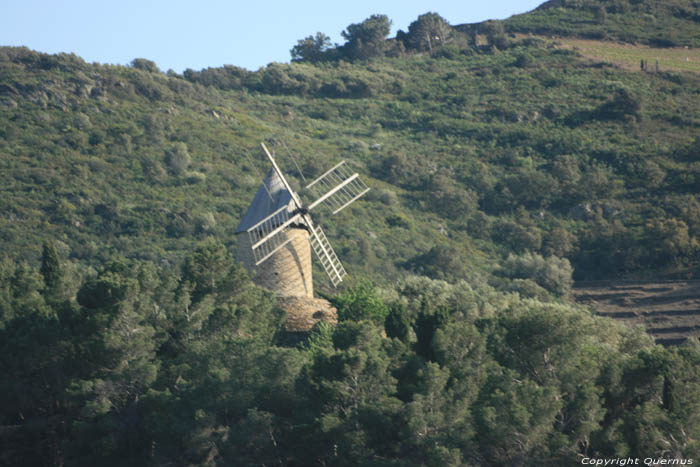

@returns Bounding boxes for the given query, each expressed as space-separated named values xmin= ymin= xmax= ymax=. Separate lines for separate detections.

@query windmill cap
xmin=235 ymin=168 xmax=294 ymax=233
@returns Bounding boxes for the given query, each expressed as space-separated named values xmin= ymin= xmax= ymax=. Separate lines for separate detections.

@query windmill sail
xmin=306 ymin=161 xmax=370 ymax=214
xmin=247 ymin=206 xmax=302 ymax=265
xmin=308 ymin=223 xmax=346 ymax=287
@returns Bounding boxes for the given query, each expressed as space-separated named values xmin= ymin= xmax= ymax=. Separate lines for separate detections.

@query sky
xmin=1 ymin=0 xmax=545 ymax=72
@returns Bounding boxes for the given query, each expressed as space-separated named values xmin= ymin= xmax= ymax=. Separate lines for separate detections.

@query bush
xmin=407 ymin=245 xmax=470 ymax=282
xmin=596 ymin=88 xmax=642 ymax=121
xmin=492 ymin=219 xmax=543 ymax=252
xmin=331 ymin=282 xmax=389 ymax=325
xmin=185 ymin=171 xmax=206 ymax=184
xmin=384 ymin=303 xmax=411 ymax=343
xmin=499 ymin=251 xmax=573 ymax=297
xmin=130 ymin=58 xmax=160 ymax=73
xmin=165 ymin=142 xmax=191 ymax=175
xmin=514 ymin=52 xmax=535 ymax=68
xmin=385 ymin=212 xmax=412 ymax=229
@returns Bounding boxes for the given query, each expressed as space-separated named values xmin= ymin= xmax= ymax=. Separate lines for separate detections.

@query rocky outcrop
xmin=277 ymin=295 xmax=337 ymax=333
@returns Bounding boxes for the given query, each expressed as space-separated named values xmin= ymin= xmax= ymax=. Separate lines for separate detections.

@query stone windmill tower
xmin=235 ymin=143 xmax=370 ymax=332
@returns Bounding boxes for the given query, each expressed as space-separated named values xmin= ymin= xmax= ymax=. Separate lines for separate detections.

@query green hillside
xmin=2 ymin=2 xmax=700 ymax=464
xmin=502 ymin=0 xmax=700 ymax=47
xmin=2 ymin=25 xmax=700 ymax=288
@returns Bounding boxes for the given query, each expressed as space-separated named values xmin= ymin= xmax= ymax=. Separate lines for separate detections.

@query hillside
xmin=502 ymin=0 xmax=700 ymax=47
xmin=2 ymin=26 xmax=700 ymax=291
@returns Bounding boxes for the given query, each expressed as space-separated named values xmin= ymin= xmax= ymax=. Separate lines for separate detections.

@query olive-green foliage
xmin=331 ymin=281 xmax=389 ymax=325
xmin=498 ymin=251 xmax=574 ymax=297
xmin=1 ymin=253 xmax=699 ymax=466
xmin=407 ymin=244 xmax=472 ymax=283
xmin=340 ymin=14 xmax=392 ymax=60
xmin=165 ymin=141 xmax=191 ymax=175
xmin=130 ymin=58 xmax=160 ymax=73
xmin=404 ymin=12 xmax=453 ymax=52
xmin=39 ymin=241 xmax=62 ymax=298
xmin=384 ymin=303 xmax=411 ymax=343
xmin=483 ymin=20 xmax=509 ymax=50
xmin=290 ymin=32 xmax=332 ymax=63
xmin=4 ymin=3 xmax=700 ymax=281
xmin=595 ymin=87 xmax=643 ymax=121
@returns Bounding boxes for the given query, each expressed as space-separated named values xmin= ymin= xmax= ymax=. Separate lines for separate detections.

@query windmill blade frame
xmin=305 ymin=161 xmax=370 ymax=214
xmin=260 ymin=142 xmax=303 ymax=209
xmin=247 ymin=206 xmax=303 ymax=265
xmin=307 ymin=221 xmax=347 ymax=287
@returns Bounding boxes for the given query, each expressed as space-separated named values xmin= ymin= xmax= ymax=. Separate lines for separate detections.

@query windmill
xmin=235 ymin=143 xmax=370 ymax=330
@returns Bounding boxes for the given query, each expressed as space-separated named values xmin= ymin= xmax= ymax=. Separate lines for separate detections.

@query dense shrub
xmin=595 ymin=87 xmax=642 ymax=121
xmin=498 ymin=251 xmax=574 ymax=296
xmin=165 ymin=142 xmax=191 ymax=175
xmin=331 ymin=281 xmax=390 ymax=324
xmin=130 ymin=58 xmax=160 ymax=73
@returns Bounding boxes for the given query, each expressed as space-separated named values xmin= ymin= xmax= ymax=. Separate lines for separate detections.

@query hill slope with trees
xmin=2 ymin=27 xmax=700 ymax=288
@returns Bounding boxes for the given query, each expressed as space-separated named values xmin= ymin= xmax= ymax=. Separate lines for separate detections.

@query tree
xmin=408 ymin=245 xmax=471 ymax=283
xmin=475 ymin=368 xmax=561 ymax=465
xmin=414 ymin=302 xmax=449 ymax=362
xmin=427 ymin=170 xmax=479 ymax=217
xmin=483 ymin=20 xmax=508 ymax=50
xmin=405 ymin=12 xmax=452 ymax=52
xmin=40 ymin=242 xmax=62 ymax=298
xmin=499 ymin=251 xmax=574 ymax=297
xmin=290 ymin=32 xmax=332 ymax=63
xmin=130 ymin=58 xmax=160 ymax=73
xmin=295 ymin=321 xmax=403 ymax=465
xmin=402 ymin=362 xmax=471 ymax=465
xmin=180 ymin=238 xmax=234 ymax=304
xmin=644 ymin=218 xmax=699 ymax=267
xmin=331 ymin=281 xmax=389 ymax=325
xmin=505 ymin=168 xmax=559 ymax=210
xmin=384 ymin=303 xmax=411 ymax=343
xmin=341 ymin=14 xmax=392 ymax=60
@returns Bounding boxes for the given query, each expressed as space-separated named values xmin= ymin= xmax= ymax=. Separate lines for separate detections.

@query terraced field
xmin=554 ymin=38 xmax=700 ymax=73
xmin=572 ymin=281 xmax=700 ymax=346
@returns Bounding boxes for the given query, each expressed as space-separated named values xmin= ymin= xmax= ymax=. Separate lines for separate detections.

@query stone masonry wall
xmin=236 ymin=228 xmax=313 ymax=298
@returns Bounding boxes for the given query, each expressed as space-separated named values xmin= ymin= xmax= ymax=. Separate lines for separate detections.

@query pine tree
xmin=40 ymin=242 xmax=62 ymax=297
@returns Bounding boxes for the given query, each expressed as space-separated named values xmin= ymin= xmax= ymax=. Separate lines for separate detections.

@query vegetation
xmin=1 ymin=0 xmax=700 ymax=463
xmin=552 ymin=37 xmax=700 ymax=73
xmin=1 ymin=246 xmax=699 ymax=465
xmin=503 ymin=0 xmax=700 ymax=48
xmin=3 ymin=29 xmax=700 ymax=285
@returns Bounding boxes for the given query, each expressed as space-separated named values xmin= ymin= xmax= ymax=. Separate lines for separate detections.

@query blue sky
xmin=1 ymin=0 xmax=544 ymax=72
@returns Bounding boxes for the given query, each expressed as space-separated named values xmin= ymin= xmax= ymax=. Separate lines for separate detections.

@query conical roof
xmin=235 ymin=168 xmax=295 ymax=233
